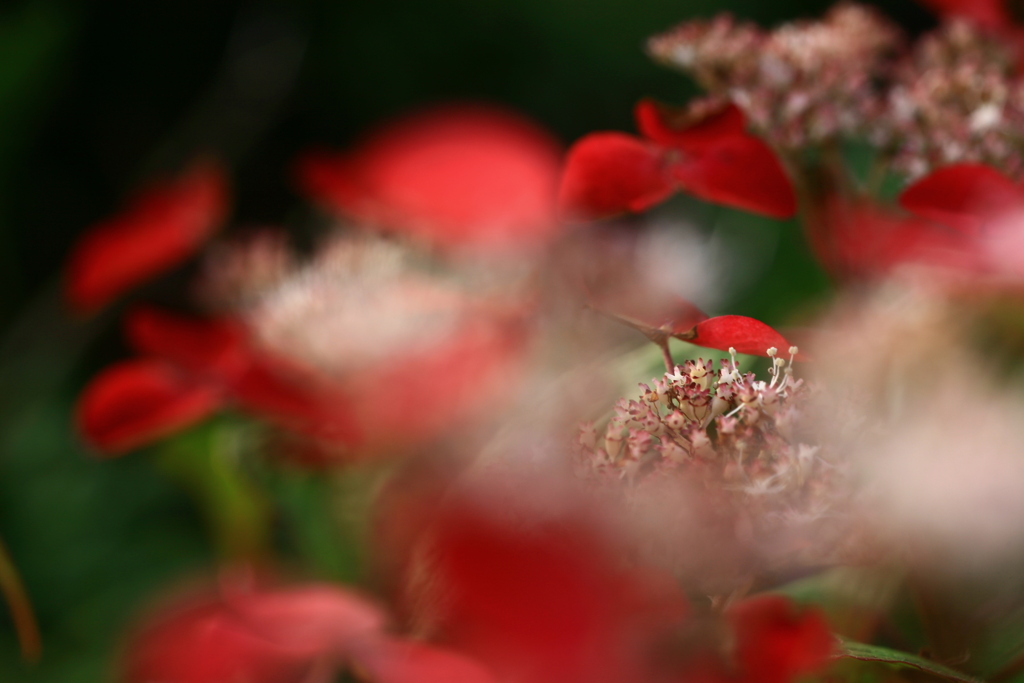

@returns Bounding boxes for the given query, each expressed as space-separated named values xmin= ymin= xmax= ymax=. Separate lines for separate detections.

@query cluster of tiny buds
xmin=648 ymin=3 xmax=902 ymax=148
xmin=648 ymin=4 xmax=1024 ymax=178
xmin=572 ymin=345 xmax=865 ymax=574
xmin=881 ymin=19 xmax=1024 ymax=179
xmin=575 ymin=345 xmax=821 ymax=493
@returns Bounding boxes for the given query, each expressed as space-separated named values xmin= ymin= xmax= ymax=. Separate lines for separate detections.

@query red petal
xmin=75 ymin=359 xmax=221 ymax=455
xmin=913 ymin=0 xmax=1011 ymax=28
xmin=899 ymin=163 xmax=1022 ymax=235
xmin=227 ymin=585 xmax=386 ymax=656
xmin=410 ymin=494 xmax=674 ymax=683
xmin=557 ymin=132 xmax=675 ymax=220
xmin=228 ymin=354 xmax=362 ymax=445
xmin=124 ymin=596 xmax=310 ymax=683
xmin=124 ymin=307 xmax=250 ymax=378
xmin=354 ymin=639 xmax=498 ymax=683
xmin=65 ymin=160 xmax=228 ymax=313
xmin=817 ymin=197 xmax=986 ymax=280
xmin=675 ymin=315 xmax=793 ymax=358
xmin=635 ymin=99 xmax=746 ymax=153
xmin=672 ymin=135 xmax=797 ymax=218
xmin=729 ymin=595 xmax=834 ymax=683
xmin=296 ymin=106 xmax=561 ymax=250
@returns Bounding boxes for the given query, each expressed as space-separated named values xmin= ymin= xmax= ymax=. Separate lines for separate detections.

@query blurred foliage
xmin=0 ymin=0 xmax=939 ymax=680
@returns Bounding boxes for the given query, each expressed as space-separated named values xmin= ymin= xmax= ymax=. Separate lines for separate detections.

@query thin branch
xmin=0 ymin=535 xmax=40 ymax=662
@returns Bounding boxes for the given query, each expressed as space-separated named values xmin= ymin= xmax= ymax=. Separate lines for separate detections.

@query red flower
xmin=123 ymin=581 xmax=496 ymax=683
xmin=296 ymin=105 xmax=562 ymax=251
xmin=76 ymin=304 xmax=526 ymax=457
xmin=75 ymin=359 xmax=223 ymax=455
xmin=558 ymin=99 xmax=797 ymax=221
xmin=65 ymin=159 xmax=228 ymax=314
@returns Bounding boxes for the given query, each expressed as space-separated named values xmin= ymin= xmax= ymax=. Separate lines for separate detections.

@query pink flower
xmin=558 ymin=99 xmax=796 ymax=221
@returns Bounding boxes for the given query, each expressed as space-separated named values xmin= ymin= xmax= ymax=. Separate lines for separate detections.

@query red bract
xmin=675 ymin=315 xmax=796 ymax=358
xmin=404 ymin=488 xmax=833 ymax=683
xmin=559 ymin=99 xmax=796 ymax=221
xmin=898 ymin=163 xmax=1023 ymax=235
xmin=810 ymin=163 xmax=1024 ymax=283
xmin=80 ymin=303 xmax=524 ymax=456
xmin=123 ymin=306 xmax=362 ymax=447
xmin=65 ymin=160 xmax=228 ymax=314
xmin=915 ymin=0 xmax=1017 ymax=32
xmin=808 ymin=193 xmax=986 ymax=282
xmin=727 ymin=596 xmax=835 ymax=683
xmin=75 ymin=359 xmax=222 ymax=455
xmin=296 ymin=105 xmax=562 ymax=251
xmin=409 ymin=494 xmax=685 ymax=683
xmin=123 ymin=582 xmax=495 ymax=683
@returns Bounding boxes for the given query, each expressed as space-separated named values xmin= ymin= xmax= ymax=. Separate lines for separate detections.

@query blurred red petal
xmin=351 ymin=317 xmax=525 ymax=449
xmin=297 ymin=106 xmax=561 ymax=249
xmin=227 ymin=585 xmax=387 ymax=656
xmin=228 ymin=353 xmax=362 ymax=445
xmin=124 ymin=596 xmax=311 ymax=683
xmin=75 ymin=359 xmax=221 ymax=456
xmin=729 ymin=595 xmax=834 ymax=683
xmin=65 ymin=160 xmax=228 ymax=313
xmin=913 ymin=0 xmax=1010 ymax=28
xmin=634 ymin=99 xmax=746 ymax=153
xmin=125 ymin=307 xmax=250 ymax=378
xmin=354 ymin=639 xmax=498 ymax=683
xmin=819 ymin=198 xmax=986 ymax=280
xmin=126 ymin=307 xmax=362 ymax=444
xmin=671 ymin=136 xmax=797 ymax=218
xmin=899 ymin=163 xmax=1022 ymax=235
xmin=675 ymin=315 xmax=793 ymax=358
xmin=411 ymin=495 xmax=669 ymax=683
xmin=558 ymin=132 xmax=675 ymax=220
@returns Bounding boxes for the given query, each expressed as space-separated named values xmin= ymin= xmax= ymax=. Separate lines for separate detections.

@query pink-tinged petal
xmin=124 ymin=307 xmax=250 ymax=379
xmin=675 ymin=315 xmax=793 ymax=358
xmin=227 ymin=585 xmax=387 ymax=656
xmin=729 ymin=595 xmax=835 ymax=683
xmin=296 ymin=106 xmax=561 ymax=250
xmin=75 ymin=359 xmax=221 ymax=456
xmin=635 ymin=98 xmax=746 ymax=154
xmin=672 ymin=135 xmax=797 ymax=218
xmin=65 ymin=160 xmax=228 ymax=314
xmin=354 ymin=639 xmax=498 ymax=683
xmin=899 ymin=163 xmax=1022 ymax=235
xmin=124 ymin=596 xmax=311 ymax=683
xmin=557 ymin=132 xmax=675 ymax=220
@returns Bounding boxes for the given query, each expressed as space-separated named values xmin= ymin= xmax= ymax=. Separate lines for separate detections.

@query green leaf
xmin=838 ymin=639 xmax=984 ymax=683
